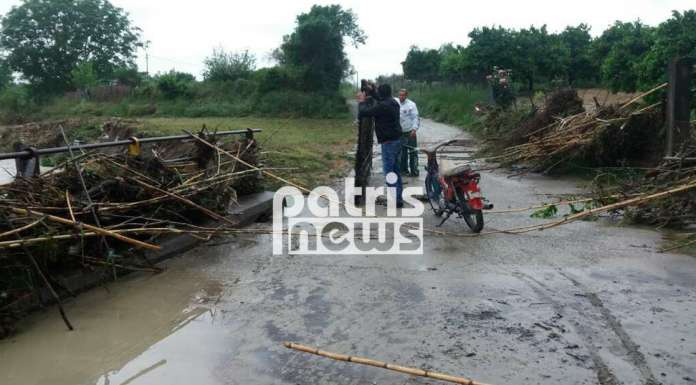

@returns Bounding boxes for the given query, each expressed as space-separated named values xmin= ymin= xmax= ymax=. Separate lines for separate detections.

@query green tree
xmin=402 ymin=46 xmax=442 ymax=83
xmin=638 ymin=10 xmax=696 ymax=89
xmin=438 ymin=43 xmax=473 ymax=82
xmin=278 ymin=4 xmax=366 ymax=92
xmin=203 ymin=49 xmax=256 ymax=83
xmin=71 ymin=61 xmax=98 ymax=98
xmin=466 ymin=26 xmax=516 ymax=78
xmin=511 ymin=26 xmax=567 ymax=92
xmin=591 ymin=21 xmax=654 ymax=92
xmin=0 ymin=0 xmax=142 ymax=95
xmin=559 ymin=24 xmax=596 ymax=85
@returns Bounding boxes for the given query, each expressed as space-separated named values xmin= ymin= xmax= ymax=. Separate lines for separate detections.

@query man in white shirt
xmin=397 ymin=89 xmax=420 ymax=177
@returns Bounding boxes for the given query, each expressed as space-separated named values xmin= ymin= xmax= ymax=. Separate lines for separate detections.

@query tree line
xmin=402 ymin=10 xmax=696 ymax=93
xmin=0 ymin=0 xmax=364 ymax=120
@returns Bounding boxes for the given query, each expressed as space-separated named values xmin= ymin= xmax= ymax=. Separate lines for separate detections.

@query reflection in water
xmin=0 ymin=258 xmax=226 ymax=385
xmin=104 ymin=359 xmax=167 ymax=385
xmin=95 ymin=310 xmax=229 ymax=385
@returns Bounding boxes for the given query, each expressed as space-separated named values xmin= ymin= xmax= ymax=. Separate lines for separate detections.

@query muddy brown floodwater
xmin=1 ymin=119 xmax=696 ymax=385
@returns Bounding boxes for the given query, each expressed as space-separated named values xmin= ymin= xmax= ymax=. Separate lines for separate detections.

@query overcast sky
xmin=0 ymin=0 xmax=693 ymax=80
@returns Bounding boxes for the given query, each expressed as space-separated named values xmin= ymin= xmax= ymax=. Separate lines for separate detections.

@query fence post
xmin=665 ymin=57 xmax=695 ymax=156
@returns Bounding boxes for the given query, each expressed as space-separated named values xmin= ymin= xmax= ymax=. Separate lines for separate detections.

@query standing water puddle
xmin=0 ymin=258 xmax=232 ymax=385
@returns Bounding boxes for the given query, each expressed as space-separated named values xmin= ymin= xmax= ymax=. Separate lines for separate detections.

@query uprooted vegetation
xmin=480 ymin=87 xmax=664 ymax=173
xmin=593 ymin=150 xmax=696 ymax=229
xmin=479 ymin=85 xmax=696 ymax=250
xmin=0 ymin=130 xmax=261 ymax=337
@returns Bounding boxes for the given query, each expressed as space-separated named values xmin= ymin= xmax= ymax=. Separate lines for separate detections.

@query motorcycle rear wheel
xmin=456 ymin=189 xmax=484 ymax=233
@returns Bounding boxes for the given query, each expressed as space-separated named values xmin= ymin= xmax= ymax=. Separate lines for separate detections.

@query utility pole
xmin=144 ymin=40 xmax=151 ymax=77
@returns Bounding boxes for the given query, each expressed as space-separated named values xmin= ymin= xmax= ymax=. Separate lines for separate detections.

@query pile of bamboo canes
xmin=0 ymin=130 xmax=261 ymax=335
xmin=489 ymin=84 xmax=666 ymax=173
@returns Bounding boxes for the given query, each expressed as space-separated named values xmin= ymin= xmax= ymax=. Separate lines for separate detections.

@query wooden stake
xmin=283 ymin=342 xmax=495 ymax=385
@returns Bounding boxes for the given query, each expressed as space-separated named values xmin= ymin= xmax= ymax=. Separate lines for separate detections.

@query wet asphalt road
xmin=1 ymin=119 xmax=695 ymax=385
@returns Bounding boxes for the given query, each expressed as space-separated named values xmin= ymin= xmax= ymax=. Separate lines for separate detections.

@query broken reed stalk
xmin=0 ymin=217 xmax=44 ymax=239
xmin=661 ymin=238 xmax=696 ymax=252
xmin=185 ymin=130 xmax=347 ymax=209
xmin=128 ymin=177 xmax=237 ymax=227
xmin=9 ymin=207 xmax=160 ymax=251
xmin=618 ymin=82 xmax=667 ymax=110
xmin=0 ymin=227 xmax=288 ymax=248
xmin=283 ymin=342 xmax=494 ymax=385
xmin=59 ymin=125 xmax=110 ymax=255
xmin=184 ymin=130 xmax=312 ymax=195
xmin=65 ymin=191 xmax=76 ymax=222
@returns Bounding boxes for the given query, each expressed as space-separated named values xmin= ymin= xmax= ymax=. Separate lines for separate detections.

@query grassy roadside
xmin=405 ymin=85 xmax=488 ymax=130
xmin=137 ymin=117 xmax=355 ymax=189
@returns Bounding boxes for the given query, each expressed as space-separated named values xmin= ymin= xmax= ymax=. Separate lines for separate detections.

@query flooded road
xmin=1 ymin=119 xmax=696 ymax=385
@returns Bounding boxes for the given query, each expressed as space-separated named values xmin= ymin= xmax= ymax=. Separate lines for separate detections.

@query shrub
xmin=254 ymin=66 xmax=300 ymax=93
xmin=0 ymin=85 xmax=35 ymax=123
xmin=155 ymin=71 xmax=195 ymax=99
xmin=254 ymin=90 xmax=346 ymax=118
xmin=126 ymin=103 xmax=157 ymax=116
xmin=203 ymin=49 xmax=255 ymax=82
xmin=231 ymin=78 xmax=256 ymax=96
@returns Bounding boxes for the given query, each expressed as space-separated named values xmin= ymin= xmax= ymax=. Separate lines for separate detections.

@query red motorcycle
xmin=422 ymin=139 xmax=493 ymax=232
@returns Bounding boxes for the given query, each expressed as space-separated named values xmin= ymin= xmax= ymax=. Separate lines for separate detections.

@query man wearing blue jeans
xmin=357 ymin=83 xmax=403 ymax=207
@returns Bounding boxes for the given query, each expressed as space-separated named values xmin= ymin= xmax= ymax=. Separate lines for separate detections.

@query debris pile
xmin=0 ymin=130 xmax=261 ymax=336
xmin=594 ymin=148 xmax=696 ymax=229
xmin=486 ymin=86 xmax=665 ymax=173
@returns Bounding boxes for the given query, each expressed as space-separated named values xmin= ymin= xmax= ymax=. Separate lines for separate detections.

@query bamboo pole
xmin=619 ymin=82 xmax=667 ymax=110
xmin=9 ymin=207 xmax=160 ymax=251
xmin=520 ymin=180 xmax=696 ymax=233
xmin=283 ymin=342 xmax=495 ymax=385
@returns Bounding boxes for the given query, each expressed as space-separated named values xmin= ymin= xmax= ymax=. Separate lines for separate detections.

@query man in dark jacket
xmin=357 ymin=83 xmax=403 ymax=206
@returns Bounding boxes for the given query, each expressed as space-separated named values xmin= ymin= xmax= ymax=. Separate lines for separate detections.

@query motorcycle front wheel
xmin=424 ymin=173 xmax=444 ymax=217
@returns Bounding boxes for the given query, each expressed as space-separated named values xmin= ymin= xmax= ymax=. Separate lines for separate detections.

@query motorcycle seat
xmin=439 ymin=159 xmax=472 ymax=178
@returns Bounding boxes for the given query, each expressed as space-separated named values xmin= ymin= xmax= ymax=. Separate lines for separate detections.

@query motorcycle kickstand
xmin=437 ymin=210 xmax=453 ymax=227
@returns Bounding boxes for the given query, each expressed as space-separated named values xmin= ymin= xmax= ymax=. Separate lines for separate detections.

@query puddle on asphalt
xmin=0 ymin=260 xmax=230 ymax=385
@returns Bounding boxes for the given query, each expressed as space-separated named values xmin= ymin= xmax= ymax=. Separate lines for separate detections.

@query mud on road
xmin=1 ymin=119 xmax=695 ymax=385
